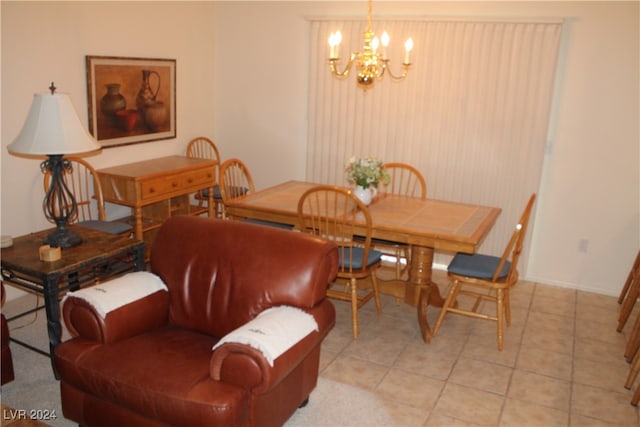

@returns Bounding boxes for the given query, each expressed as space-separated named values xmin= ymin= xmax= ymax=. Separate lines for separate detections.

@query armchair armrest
xmin=62 ymin=272 xmax=170 ymax=344
xmin=210 ymin=302 xmax=334 ymax=393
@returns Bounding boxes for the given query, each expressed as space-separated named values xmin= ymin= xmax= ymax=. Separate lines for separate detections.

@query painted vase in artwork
xmin=115 ymin=109 xmax=140 ymax=132
xmin=144 ymin=101 xmax=167 ymax=131
xmin=100 ymin=83 xmax=126 ymax=126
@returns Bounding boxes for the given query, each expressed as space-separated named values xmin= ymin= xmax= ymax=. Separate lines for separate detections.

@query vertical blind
xmin=307 ymin=17 xmax=563 ymax=270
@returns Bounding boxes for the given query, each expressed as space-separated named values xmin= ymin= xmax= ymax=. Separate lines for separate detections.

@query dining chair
xmin=632 ymin=372 xmax=640 ymax=406
xmin=185 ymin=136 xmax=223 ymax=218
xmin=624 ymin=309 xmax=640 ymax=362
xmin=626 ymin=314 xmax=640 ymax=383
xmin=371 ymin=162 xmax=427 ymax=281
xmin=43 ymin=157 xmax=132 ymax=236
xmin=626 ymin=333 xmax=640 ymax=406
xmin=626 ymin=309 xmax=640 ymax=406
xmin=617 ymin=250 xmax=640 ymax=331
xmin=1 ymin=282 xmax=14 ymax=385
xmin=219 ymin=158 xmax=293 ymax=229
xmin=431 ymin=194 xmax=536 ymax=350
xmin=297 ymin=185 xmax=382 ymax=338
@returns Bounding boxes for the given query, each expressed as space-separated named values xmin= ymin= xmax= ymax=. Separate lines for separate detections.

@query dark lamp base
xmin=44 ymin=228 xmax=82 ymax=249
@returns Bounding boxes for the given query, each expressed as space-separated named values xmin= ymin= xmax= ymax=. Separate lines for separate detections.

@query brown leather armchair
xmin=54 ymin=216 xmax=338 ymax=427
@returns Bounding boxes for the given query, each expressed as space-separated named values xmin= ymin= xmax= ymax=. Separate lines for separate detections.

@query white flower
xmin=345 ymin=156 xmax=390 ymax=189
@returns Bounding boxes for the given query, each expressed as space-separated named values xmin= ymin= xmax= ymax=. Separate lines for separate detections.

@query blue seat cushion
xmin=227 ymin=186 xmax=249 ymax=198
xmin=448 ymin=253 xmax=511 ymax=280
xmin=339 ymin=247 xmax=383 ymax=270
xmin=78 ymin=220 xmax=132 ymax=235
xmin=200 ymin=184 xmax=223 ymax=200
xmin=242 ymin=218 xmax=294 ymax=230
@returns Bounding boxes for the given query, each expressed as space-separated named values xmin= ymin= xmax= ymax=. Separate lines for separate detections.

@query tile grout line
xmin=567 ymin=286 xmax=578 ymax=426
xmin=496 ymin=281 xmax=536 ymax=426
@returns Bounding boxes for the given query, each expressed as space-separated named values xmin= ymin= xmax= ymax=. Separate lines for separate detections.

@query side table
xmin=1 ymin=226 xmax=145 ymax=376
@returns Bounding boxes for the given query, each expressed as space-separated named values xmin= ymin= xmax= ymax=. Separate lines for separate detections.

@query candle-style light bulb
xmin=335 ymin=31 xmax=342 ymax=46
xmin=404 ymin=38 xmax=414 ymax=64
xmin=372 ymin=36 xmax=379 ymax=53
xmin=381 ymin=31 xmax=390 ymax=59
xmin=329 ymin=31 xmax=343 ymax=59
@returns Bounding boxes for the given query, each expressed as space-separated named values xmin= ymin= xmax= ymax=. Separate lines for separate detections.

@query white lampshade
xmin=8 ymin=92 xmax=101 ymax=156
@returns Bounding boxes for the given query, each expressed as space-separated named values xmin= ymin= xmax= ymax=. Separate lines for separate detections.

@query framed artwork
xmin=86 ymin=56 xmax=176 ymax=148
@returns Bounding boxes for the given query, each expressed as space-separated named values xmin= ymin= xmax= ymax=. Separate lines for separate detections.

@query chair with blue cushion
xmin=432 ymin=194 xmax=536 ymax=350
xmin=297 ymin=185 xmax=382 ymax=338
xmin=43 ymin=157 xmax=132 ymax=236
xmin=219 ymin=158 xmax=293 ymax=230
xmin=371 ymin=162 xmax=427 ymax=281
xmin=186 ymin=136 xmax=224 ymax=218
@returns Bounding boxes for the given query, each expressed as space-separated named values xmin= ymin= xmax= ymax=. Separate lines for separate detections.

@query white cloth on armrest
xmin=62 ymin=272 xmax=168 ymax=319
xmin=212 ymin=306 xmax=319 ymax=366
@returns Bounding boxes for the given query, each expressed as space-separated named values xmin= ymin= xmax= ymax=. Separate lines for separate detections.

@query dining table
xmin=224 ymin=180 xmax=501 ymax=342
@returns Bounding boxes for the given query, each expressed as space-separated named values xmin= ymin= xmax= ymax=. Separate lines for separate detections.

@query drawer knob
xmin=172 ymin=181 xmax=178 ymax=187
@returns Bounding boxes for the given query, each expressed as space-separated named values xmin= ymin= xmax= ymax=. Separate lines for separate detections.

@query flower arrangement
xmin=345 ymin=156 xmax=390 ymax=189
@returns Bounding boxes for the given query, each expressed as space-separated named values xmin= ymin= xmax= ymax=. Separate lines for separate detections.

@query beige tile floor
xmin=318 ymin=268 xmax=640 ymax=426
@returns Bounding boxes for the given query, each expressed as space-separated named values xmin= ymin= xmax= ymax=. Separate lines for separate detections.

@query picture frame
xmin=86 ymin=56 xmax=176 ymax=148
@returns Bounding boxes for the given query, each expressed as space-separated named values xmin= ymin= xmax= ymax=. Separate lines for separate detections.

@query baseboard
xmin=382 ymin=254 xmax=618 ymax=297
xmin=525 ymin=275 xmax=619 ymax=297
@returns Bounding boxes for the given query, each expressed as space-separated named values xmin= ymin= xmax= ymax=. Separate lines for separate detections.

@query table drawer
xmin=182 ymin=168 xmax=215 ymax=189
xmin=141 ymin=169 xmax=214 ymax=199
xmin=141 ymin=177 xmax=180 ymax=198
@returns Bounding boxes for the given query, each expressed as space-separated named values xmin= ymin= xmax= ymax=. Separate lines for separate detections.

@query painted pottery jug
xmin=135 ymin=70 xmax=161 ymax=112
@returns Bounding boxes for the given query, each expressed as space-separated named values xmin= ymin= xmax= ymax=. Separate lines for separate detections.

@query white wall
xmin=1 ymin=1 xmax=217 ymax=299
xmin=528 ymin=2 xmax=639 ymax=294
xmin=1 ymin=1 xmax=217 ymax=226
xmin=2 ymin=1 xmax=638 ymax=299
xmin=212 ymin=1 xmax=639 ymax=296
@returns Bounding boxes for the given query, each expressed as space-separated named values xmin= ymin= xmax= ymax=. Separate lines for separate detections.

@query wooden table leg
xmin=407 ymin=245 xmax=445 ymax=343
xmin=376 ymin=244 xmax=444 ymax=342
xmin=134 ymin=206 xmax=144 ymax=241
xmin=417 ymin=285 xmax=432 ymax=343
xmin=405 ymin=246 xmax=444 ymax=306
xmin=207 ymin=185 xmax=215 ymax=217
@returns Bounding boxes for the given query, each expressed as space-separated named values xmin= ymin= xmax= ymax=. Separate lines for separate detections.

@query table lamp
xmin=7 ymin=83 xmax=101 ymax=248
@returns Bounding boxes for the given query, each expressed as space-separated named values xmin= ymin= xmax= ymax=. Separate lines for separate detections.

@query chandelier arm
xmin=329 ymin=53 xmax=358 ymax=79
xmin=381 ymin=60 xmax=411 ymax=81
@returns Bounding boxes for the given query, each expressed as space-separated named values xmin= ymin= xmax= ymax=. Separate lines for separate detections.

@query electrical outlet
xmin=579 ymin=238 xmax=589 ymax=253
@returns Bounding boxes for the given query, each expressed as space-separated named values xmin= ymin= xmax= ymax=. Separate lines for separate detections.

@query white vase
xmin=353 ymin=185 xmax=374 ymax=206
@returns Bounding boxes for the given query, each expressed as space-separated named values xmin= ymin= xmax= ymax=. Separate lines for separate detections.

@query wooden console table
xmin=97 ymin=156 xmax=217 ymax=258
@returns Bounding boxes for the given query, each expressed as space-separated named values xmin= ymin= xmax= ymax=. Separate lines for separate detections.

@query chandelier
xmin=328 ymin=0 xmax=413 ymax=90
